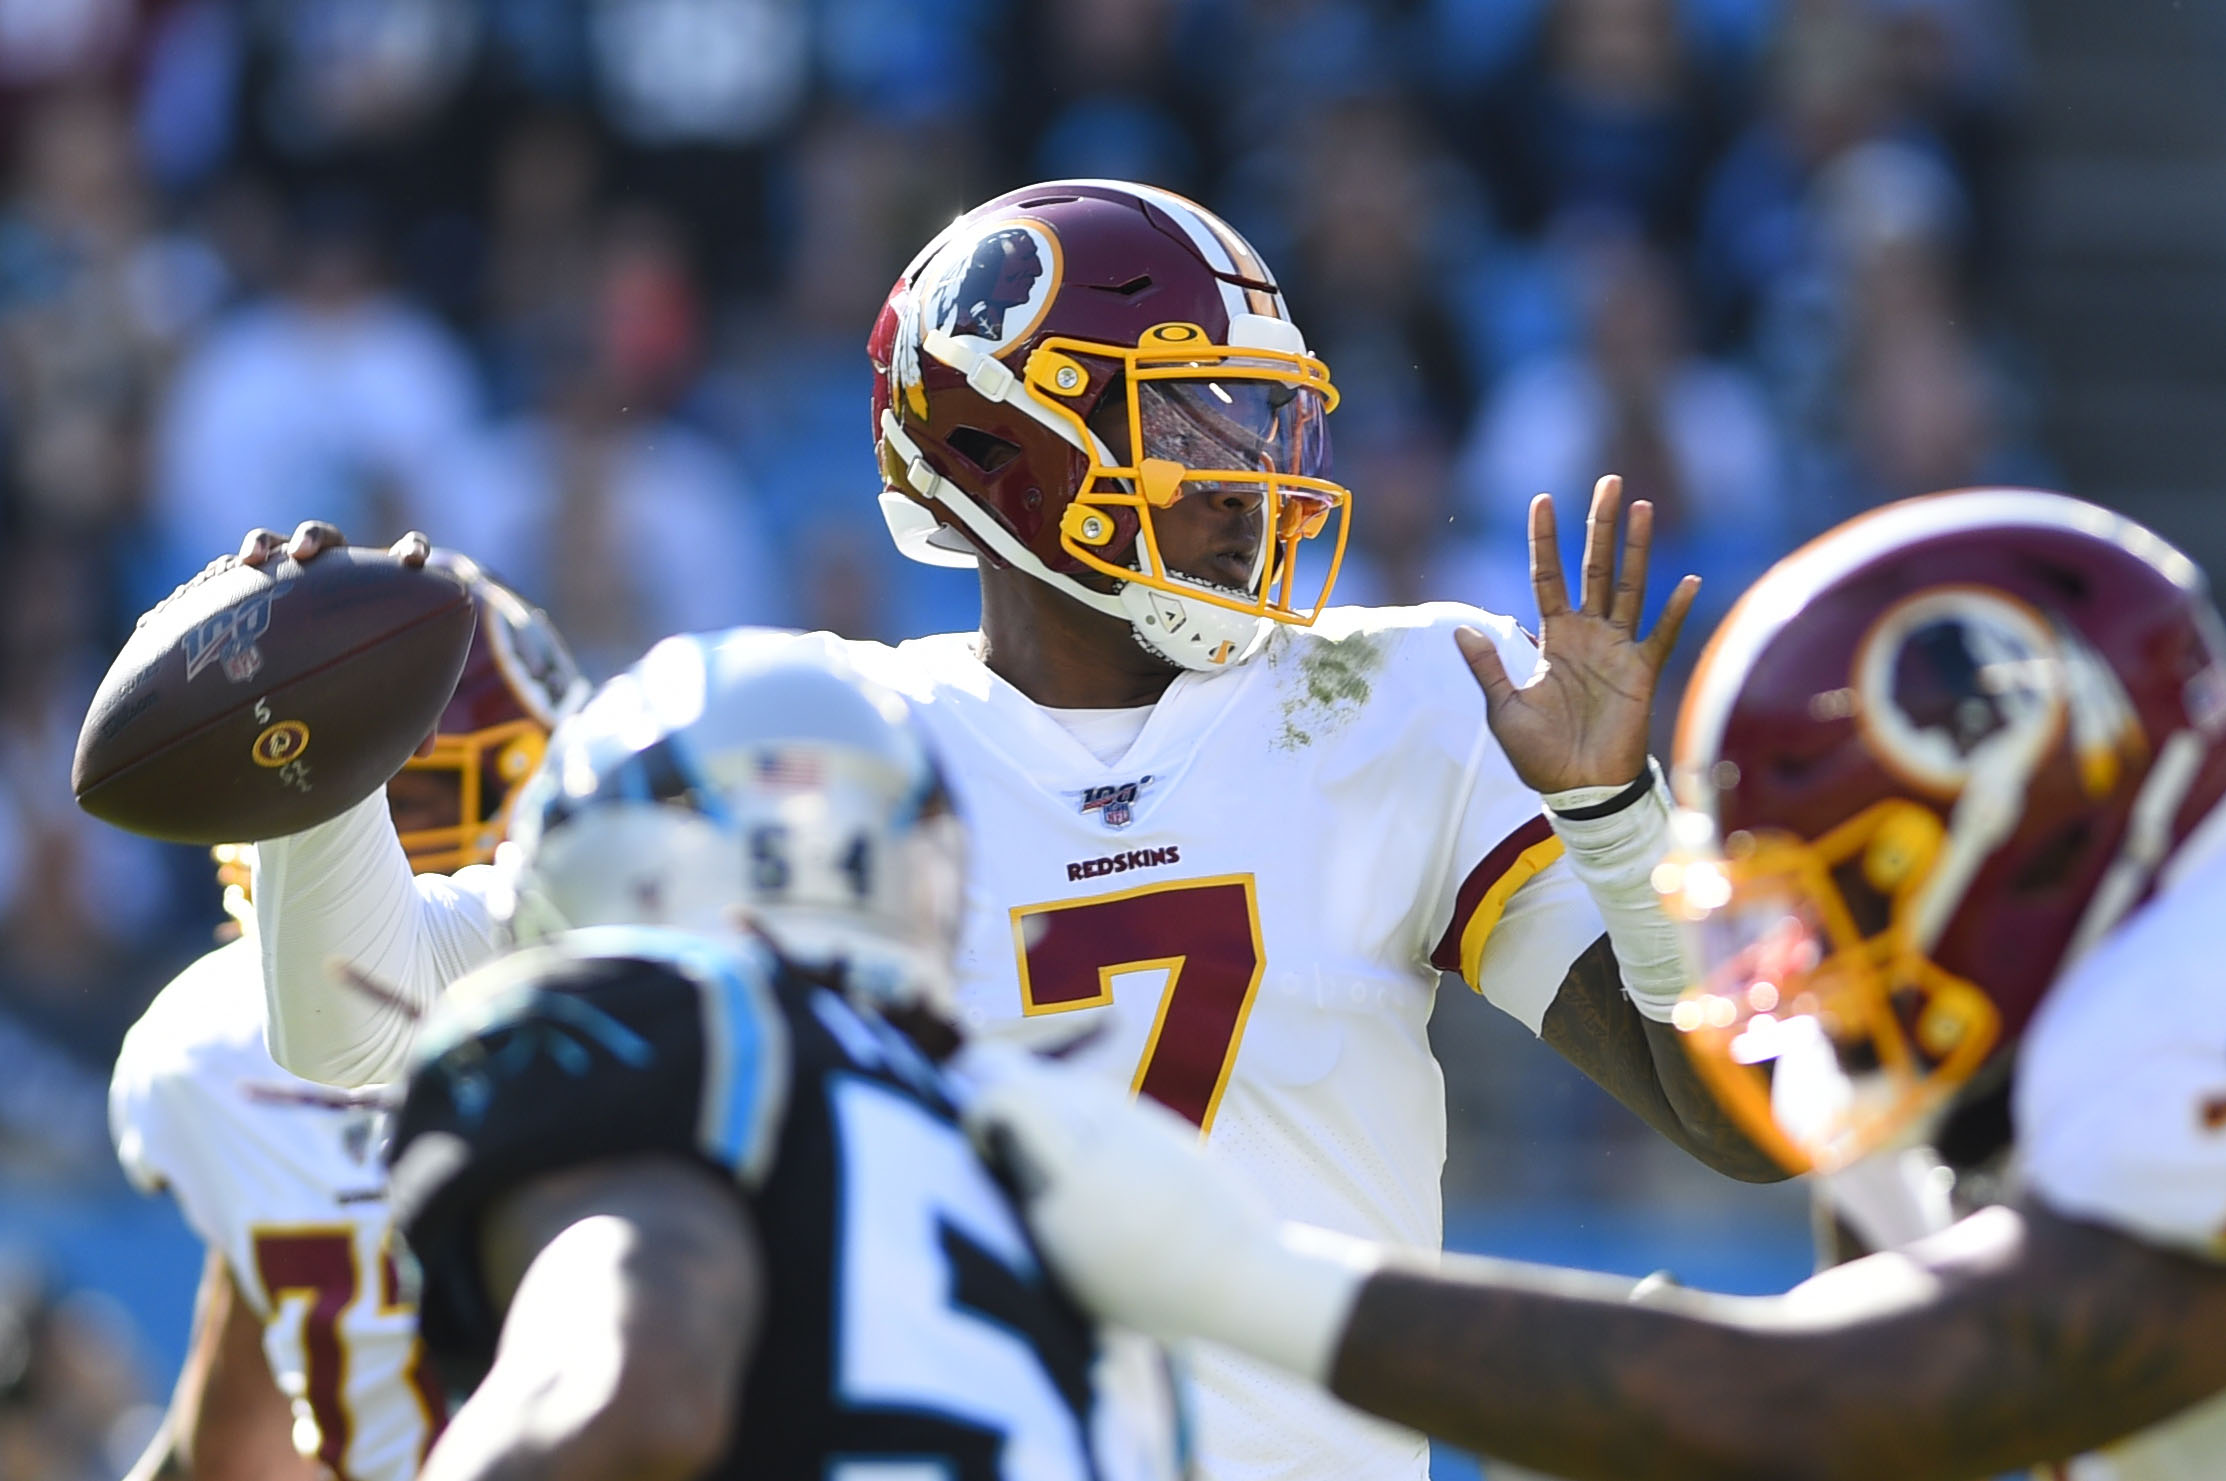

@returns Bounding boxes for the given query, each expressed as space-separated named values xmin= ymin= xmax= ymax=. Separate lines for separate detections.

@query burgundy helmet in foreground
xmin=1655 ymin=490 xmax=2226 ymax=1173
xmin=868 ymin=179 xmax=1348 ymax=671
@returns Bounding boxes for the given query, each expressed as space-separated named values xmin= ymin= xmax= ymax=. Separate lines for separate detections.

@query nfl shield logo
xmin=184 ymin=587 xmax=286 ymax=684
xmin=1078 ymin=776 xmax=1151 ymax=830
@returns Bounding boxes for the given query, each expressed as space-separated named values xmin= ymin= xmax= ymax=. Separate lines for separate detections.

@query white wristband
xmin=1543 ymin=759 xmax=1687 ymax=1022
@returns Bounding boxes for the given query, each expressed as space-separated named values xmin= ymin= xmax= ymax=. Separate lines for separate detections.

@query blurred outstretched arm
xmin=421 ymin=1157 xmax=760 ymax=1481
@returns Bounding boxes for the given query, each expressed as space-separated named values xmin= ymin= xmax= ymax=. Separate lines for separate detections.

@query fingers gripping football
xmin=954 ymin=1045 xmax=1376 ymax=1383
xmin=76 ymin=531 xmax=471 ymax=843
xmin=236 ymin=523 xmax=440 ymax=759
xmin=237 ymin=522 xmax=429 ymax=570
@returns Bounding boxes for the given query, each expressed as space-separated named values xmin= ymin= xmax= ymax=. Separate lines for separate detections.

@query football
xmin=72 ymin=549 xmax=477 ymax=845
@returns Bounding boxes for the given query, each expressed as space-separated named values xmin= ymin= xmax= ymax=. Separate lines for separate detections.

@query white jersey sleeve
xmin=110 ymin=943 xmax=242 ymax=1219
xmin=1404 ymin=606 xmax=1606 ymax=1033
xmin=254 ymin=787 xmax=507 ymax=1087
xmin=2017 ymin=843 xmax=2226 ymax=1262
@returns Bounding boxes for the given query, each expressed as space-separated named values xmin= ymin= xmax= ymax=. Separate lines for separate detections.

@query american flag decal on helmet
xmin=755 ymin=750 xmax=824 ymax=790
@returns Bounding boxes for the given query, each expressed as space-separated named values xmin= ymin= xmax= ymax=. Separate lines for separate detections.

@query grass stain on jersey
xmin=1275 ymin=630 xmax=1384 ymax=750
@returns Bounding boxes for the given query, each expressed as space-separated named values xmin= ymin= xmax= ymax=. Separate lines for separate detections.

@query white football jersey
xmin=246 ymin=607 xmax=1607 ymax=1481
xmin=111 ymin=930 xmax=443 ymax=1481
xmin=825 ymin=604 xmax=1608 ymax=1481
xmin=2014 ymin=830 xmax=2226 ymax=1480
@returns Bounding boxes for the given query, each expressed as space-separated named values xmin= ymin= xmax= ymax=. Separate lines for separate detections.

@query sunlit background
xmin=0 ymin=0 xmax=2218 ymax=1476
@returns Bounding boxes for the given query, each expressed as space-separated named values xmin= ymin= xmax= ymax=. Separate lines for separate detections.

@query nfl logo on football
xmin=182 ymin=588 xmax=286 ymax=685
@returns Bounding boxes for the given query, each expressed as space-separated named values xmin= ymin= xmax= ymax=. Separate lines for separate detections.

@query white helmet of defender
xmin=496 ymin=630 xmax=966 ymax=1012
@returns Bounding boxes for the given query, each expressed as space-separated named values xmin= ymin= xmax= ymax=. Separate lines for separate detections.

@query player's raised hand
xmin=1456 ymin=474 xmax=1698 ymax=795
xmin=237 ymin=521 xmax=429 ymax=569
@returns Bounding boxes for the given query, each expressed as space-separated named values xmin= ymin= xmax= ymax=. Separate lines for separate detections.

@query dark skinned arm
xmin=122 ymin=1247 xmax=315 ymax=1481
xmin=1539 ymin=934 xmax=1789 ymax=1183
xmin=1332 ymin=1199 xmax=2226 ymax=1481
xmin=420 ymin=1156 xmax=761 ymax=1481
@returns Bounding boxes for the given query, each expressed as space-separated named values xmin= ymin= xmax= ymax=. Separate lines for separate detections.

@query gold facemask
xmin=1025 ymin=322 xmax=1351 ymax=626
xmin=393 ymin=719 xmax=549 ymax=873
xmin=1654 ymin=799 xmax=2001 ymax=1175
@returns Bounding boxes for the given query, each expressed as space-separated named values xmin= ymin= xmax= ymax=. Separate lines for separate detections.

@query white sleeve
xmin=2021 ymin=1051 xmax=2226 ymax=1261
xmin=253 ymin=788 xmax=507 ymax=1087
xmin=108 ymin=1021 xmax=232 ymax=1251
xmin=1463 ymin=858 xmax=1608 ymax=1034
xmin=109 ymin=1028 xmax=183 ymax=1200
xmin=2016 ymin=880 xmax=2226 ymax=1261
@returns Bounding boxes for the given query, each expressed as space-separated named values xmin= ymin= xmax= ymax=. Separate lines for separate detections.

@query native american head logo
xmin=934 ymin=226 xmax=1047 ymax=341
xmin=890 ymin=219 xmax=1063 ymax=420
xmin=1854 ymin=587 xmax=2143 ymax=799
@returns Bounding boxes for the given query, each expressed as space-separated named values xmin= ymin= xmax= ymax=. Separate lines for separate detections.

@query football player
xmin=109 ymin=552 xmax=585 ymax=1481
xmin=242 ymin=180 xmax=1777 ymax=1479
xmin=384 ymin=634 xmax=1185 ymax=1481
xmin=967 ymin=490 xmax=2226 ymax=1481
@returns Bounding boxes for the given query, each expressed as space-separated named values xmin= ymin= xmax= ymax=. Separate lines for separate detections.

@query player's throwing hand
xmin=236 ymin=520 xmax=430 ymax=570
xmin=1456 ymin=473 xmax=1699 ymax=794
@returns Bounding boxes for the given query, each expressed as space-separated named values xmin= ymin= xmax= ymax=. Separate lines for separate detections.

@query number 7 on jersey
xmin=1010 ymin=874 xmax=1264 ymax=1133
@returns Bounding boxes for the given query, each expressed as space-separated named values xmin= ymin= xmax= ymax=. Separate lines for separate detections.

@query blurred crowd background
xmin=0 ymin=0 xmax=2211 ymax=1474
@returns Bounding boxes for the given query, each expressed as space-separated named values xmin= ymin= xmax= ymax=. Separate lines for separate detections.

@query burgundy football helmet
xmin=868 ymin=180 xmax=1349 ymax=670
xmin=1654 ymin=490 xmax=2226 ymax=1173
xmin=390 ymin=551 xmax=587 ymax=872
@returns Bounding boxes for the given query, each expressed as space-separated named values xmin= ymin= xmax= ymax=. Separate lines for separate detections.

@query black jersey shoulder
xmin=387 ymin=928 xmax=793 ymax=1381
xmin=390 ymin=930 xmax=792 ymax=1190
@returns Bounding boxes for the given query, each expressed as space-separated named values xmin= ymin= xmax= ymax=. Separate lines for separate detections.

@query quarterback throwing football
xmin=246 ymin=179 xmax=1773 ymax=1480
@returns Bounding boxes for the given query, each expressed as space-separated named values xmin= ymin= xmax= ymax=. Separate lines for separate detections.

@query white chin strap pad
xmin=1119 ymin=580 xmax=1270 ymax=671
xmin=880 ymin=489 xmax=979 ymax=569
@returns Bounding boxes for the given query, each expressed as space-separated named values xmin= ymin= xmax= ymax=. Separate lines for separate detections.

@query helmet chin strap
xmin=1116 ymin=580 xmax=1272 ymax=671
xmin=879 ymin=411 xmax=1266 ymax=672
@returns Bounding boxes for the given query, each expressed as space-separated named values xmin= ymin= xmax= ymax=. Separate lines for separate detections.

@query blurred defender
xmin=384 ymin=634 xmax=1185 ymax=1481
xmin=972 ymin=491 xmax=2226 ymax=1480
xmin=109 ymin=554 xmax=583 ymax=1481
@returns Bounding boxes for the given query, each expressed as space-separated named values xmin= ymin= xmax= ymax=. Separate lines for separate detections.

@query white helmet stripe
xmin=921 ymin=326 xmax=1111 ymax=460
xmin=1060 ymin=178 xmax=1288 ymax=328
